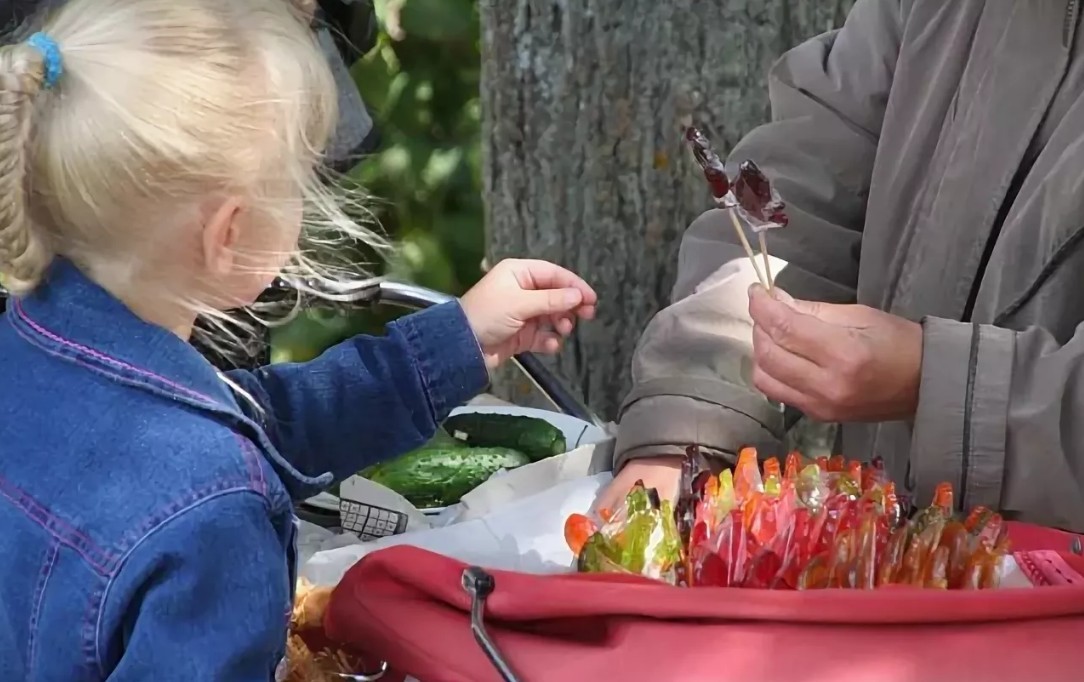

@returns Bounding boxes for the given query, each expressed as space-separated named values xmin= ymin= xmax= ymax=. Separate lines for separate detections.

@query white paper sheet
xmin=324 ymin=408 xmax=611 ymax=541
xmin=300 ymin=470 xmax=612 ymax=586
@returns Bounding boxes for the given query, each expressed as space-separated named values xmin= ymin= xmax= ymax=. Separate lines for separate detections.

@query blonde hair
xmin=0 ymin=0 xmax=383 ymax=329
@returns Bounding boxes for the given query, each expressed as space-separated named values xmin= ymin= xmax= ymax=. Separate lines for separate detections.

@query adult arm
xmin=912 ymin=319 xmax=1084 ymax=531
xmin=227 ymin=302 xmax=488 ymax=484
xmin=616 ymin=0 xmax=909 ymax=468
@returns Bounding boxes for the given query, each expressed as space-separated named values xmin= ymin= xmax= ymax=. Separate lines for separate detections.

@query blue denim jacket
xmin=0 ymin=260 xmax=489 ymax=681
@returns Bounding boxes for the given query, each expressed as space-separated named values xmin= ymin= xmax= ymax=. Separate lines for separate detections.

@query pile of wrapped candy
xmin=285 ymin=579 xmax=362 ymax=681
xmin=564 ymin=447 xmax=1011 ymax=590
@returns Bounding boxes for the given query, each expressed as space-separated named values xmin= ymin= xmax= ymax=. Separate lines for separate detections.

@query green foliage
xmin=272 ymin=0 xmax=484 ymax=363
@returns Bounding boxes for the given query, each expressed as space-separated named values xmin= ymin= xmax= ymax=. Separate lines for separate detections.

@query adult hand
xmin=593 ymin=456 xmax=683 ymax=512
xmin=748 ymin=284 xmax=922 ymax=423
xmin=460 ymin=259 xmax=597 ymax=370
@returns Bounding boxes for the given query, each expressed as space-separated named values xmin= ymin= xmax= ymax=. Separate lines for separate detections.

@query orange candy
xmin=734 ymin=447 xmax=763 ymax=500
xmin=784 ymin=452 xmax=800 ymax=480
xmin=564 ymin=513 xmax=597 ymax=555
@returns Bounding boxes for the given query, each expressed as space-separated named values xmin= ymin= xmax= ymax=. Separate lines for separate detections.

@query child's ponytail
xmin=0 ymin=34 xmax=58 ymax=296
xmin=0 ymin=2 xmax=385 ymax=329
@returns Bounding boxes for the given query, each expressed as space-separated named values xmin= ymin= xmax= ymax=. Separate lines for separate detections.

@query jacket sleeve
xmin=911 ymin=318 xmax=1084 ymax=532
xmin=102 ymin=492 xmax=291 ymax=680
xmin=227 ymin=301 xmax=489 ymax=484
xmin=615 ymin=0 xmax=907 ymax=470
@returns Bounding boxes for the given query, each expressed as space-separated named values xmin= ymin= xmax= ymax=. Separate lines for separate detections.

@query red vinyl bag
xmin=324 ymin=523 xmax=1084 ymax=682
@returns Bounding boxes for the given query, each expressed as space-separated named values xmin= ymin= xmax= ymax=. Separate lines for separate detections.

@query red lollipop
xmin=733 ymin=160 xmax=788 ymax=229
xmin=682 ymin=126 xmax=786 ymax=289
xmin=684 ymin=127 xmax=734 ymax=205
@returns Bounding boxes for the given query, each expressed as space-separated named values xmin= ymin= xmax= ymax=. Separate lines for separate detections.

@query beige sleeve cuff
xmin=613 ymin=394 xmax=783 ymax=472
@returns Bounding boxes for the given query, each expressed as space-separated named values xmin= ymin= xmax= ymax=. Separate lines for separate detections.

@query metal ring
xmin=333 ymin=660 xmax=388 ymax=681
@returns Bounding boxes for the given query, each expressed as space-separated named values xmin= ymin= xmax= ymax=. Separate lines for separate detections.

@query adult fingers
xmin=771 ymin=287 xmax=871 ymax=327
xmin=750 ymin=364 xmax=838 ymax=422
xmin=749 ymin=285 xmax=842 ymax=365
xmin=751 ymin=324 xmax=828 ymax=398
xmin=593 ymin=458 xmax=682 ymax=512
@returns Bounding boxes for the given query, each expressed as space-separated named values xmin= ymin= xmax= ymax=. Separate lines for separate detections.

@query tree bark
xmin=480 ymin=0 xmax=854 ymax=419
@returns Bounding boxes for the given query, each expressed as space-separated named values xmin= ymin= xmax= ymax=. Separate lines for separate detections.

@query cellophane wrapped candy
xmin=564 ymin=481 xmax=684 ymax=584
xmin=285 ymin=579 xmax=364 ymax=681
xmin=567 ymin=447 xmax=1011 ymax=590
xmin=684 ymin=126 xmax=788 ymax=231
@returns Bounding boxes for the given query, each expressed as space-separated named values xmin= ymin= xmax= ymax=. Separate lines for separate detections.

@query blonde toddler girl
xmin=0 ymin=1 xmax=595 ymax=679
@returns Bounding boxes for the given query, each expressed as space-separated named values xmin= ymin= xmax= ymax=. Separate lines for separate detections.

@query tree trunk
xmin=480 ymin=0 xmax=854 ymax=420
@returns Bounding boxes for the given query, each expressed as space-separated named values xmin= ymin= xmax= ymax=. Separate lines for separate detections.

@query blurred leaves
xmin=348 ymin=0 xmax=485 ymax=294
xmin=272 ymin=0 xmax=485 ymax=362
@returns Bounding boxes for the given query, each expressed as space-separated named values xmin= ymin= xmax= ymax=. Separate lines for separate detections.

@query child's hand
xmin=460 ymin=259 xmax=597 ymax=370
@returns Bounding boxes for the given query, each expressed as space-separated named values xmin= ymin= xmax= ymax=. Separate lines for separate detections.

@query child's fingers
xmin=511 ymin=288 xmax=584 ymax=321
xmin=576 ymin=304 xmax=597 ymax=320
xmin=550 ymin=313 xmax=575 ymax=336
xmin=530 ymin=331 xmax=564 ymax=355
xmin=509 ymin=260 xmax=598 ymax=306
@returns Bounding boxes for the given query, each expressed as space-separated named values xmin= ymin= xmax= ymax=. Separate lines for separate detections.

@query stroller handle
xmin=267 ymin=277 xmax=599 ymax=425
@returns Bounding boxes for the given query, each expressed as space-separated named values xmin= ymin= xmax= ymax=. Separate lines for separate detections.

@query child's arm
xmin=101 ymin=492 xmax=292 ymax=680
xmin=227 ymin=300 xmax=488 ymax=484
xmin=227 ymin=259 xmax=597 ymax=487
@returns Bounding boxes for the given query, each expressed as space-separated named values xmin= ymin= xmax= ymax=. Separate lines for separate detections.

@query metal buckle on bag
xmin=332 ymin=660 xmax=388 ymax=681
xmin=462 ymin=567 xmax=521 ymax=682
xmin=281 ymin=654 xmax=387 ymax=682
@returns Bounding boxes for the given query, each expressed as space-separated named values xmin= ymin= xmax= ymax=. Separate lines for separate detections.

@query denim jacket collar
xmin=8 ymin=258 xmax=241 ymax=414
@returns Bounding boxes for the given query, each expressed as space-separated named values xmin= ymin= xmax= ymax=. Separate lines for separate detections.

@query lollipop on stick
xmin=733 ymin=160 xmax=788 ymax=289
xmin=684 ymin=127 xmax=788 ymax=291
xmin=683 ymin=127 xmax=767 ymax=289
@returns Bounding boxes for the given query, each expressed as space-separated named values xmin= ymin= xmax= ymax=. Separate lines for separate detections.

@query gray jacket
xmin=616 ymin=0 xmax=1084 ymax=531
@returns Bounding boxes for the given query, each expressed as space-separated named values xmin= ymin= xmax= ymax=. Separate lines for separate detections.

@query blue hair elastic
xmin=26 ymin=32 xmax=63 ymax=89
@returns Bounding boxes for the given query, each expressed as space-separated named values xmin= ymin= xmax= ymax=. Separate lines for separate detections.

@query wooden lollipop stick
xmin=758 ymin=232 xmax=774 ymax=291
xmin=728 ymin=209 xmax=768 ymax=289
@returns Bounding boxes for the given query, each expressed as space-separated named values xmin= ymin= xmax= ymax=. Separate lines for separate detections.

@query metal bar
xmin=512 ymin=353 xmax=597 ymax=424
xmin=332 ymin=660 xmax=388 ymax=681
xmin=376 ymin=280 xmax=454 ymax=308
xmin=462 ymin=567 xmax=521 ymax=682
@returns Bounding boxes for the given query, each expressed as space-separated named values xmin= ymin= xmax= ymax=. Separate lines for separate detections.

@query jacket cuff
xmin=613 ymin=394 xmax=782 ymax=472
xmin=391 ymin=302 xmax=489 ymax=421
xmin=911 ymin=317 xmax=1014 ymax=511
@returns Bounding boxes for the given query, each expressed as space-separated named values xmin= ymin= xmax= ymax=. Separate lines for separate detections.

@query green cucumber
xmin=363 ymin=445 xmax=530 ymax=508
xmin=441 ymin=413 xmax=567 ymax=462
xmin=357 ymin=429 xmax=463 ymax=480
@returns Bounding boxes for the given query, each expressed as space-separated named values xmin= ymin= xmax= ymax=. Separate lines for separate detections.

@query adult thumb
xmin=514 ymin=288 xmax=584 ymax=319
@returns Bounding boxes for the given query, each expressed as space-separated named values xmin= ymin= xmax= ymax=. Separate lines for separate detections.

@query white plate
xmin=302 ymin=407 xmax=605 ymax=513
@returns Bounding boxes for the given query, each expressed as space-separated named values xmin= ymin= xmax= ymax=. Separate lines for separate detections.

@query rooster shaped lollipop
xmin=684 ymin=127 xmax=788 ymax=290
